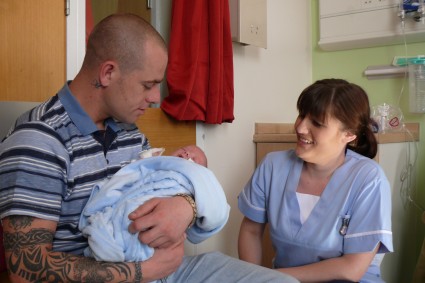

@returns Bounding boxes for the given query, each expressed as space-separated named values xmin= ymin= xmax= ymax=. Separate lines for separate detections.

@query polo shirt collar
xmin=57 ymin=81 xmax=121 ymax=135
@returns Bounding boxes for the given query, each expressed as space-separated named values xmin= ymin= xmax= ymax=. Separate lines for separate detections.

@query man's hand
xmin=128 ymin=196 xmax=194 ymax=248
xmin=141 ymin=234 xmax=186 ymax=281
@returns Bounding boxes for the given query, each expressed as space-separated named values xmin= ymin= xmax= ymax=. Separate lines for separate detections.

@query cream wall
xmin=66 ymin=0 xmax=312 ymax=258
xmin=194 ymin=0 xmax=312 ymax=257
xmin=66 ymin=2 xmax=425 ymax=280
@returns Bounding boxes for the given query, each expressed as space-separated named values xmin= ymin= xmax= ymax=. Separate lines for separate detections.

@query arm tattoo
xmin=4 ymin=226 xmax=56 ymax=281
xmin=8 ymin=215 xmax=34 ymax=230
xmin=3 ymin=216 xmax=135 ymax=282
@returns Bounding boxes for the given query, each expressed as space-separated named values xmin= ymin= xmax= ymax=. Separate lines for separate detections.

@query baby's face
xmin=172 ymin=146 xmax=207 ymax=167
xmin=172 ymin=148 xmax=190 ymax=159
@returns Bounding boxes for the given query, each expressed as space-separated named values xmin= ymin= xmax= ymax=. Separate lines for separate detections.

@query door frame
xmin=66 ymin=0 xmax=85 ymax=80
xmin=66 ymin=0 xmax=172 ymax=81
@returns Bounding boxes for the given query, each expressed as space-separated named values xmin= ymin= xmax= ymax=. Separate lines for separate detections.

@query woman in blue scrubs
xmin=238 ymin=79 xmax=393 ymax=282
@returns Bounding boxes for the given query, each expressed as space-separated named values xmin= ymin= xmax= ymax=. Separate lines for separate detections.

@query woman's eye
xmin=312 ymin=120 xmax=323 ymax=127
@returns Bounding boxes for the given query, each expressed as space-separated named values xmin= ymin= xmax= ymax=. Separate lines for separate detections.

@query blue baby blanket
xmin=79 ymin=156 xmax=230 ymax=262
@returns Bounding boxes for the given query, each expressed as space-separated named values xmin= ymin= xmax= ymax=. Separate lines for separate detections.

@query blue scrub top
xmin=238 ymin=149 xmax=393 ymax=282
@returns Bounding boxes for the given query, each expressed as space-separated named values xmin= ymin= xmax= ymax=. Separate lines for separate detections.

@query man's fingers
xmin=128 ymin=198 xmax=158 ymax=220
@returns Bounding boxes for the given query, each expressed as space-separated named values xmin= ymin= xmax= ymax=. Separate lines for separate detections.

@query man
xmin=0 ymin=14 xmax=298 ymax=282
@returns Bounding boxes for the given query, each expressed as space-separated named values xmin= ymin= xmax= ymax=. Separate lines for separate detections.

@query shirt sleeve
xmin=0 ymin=122 xmax=68 ymax=221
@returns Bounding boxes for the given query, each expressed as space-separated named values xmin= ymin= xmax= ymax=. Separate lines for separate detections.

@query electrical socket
xmin=239 ymin=0 xmax=267 ymax=48
xmin=230 ymin=0 xmax=267 ymax=48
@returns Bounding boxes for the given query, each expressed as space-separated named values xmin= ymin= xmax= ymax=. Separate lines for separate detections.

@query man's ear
xmin=98 ymin=61 xmax=118 ymax=87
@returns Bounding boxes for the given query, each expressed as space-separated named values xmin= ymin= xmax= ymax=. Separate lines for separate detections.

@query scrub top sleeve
xmin=344 ymin=166 xmax=393 ymax=255
xmin=238 ymin=156 xmax=271 ymax=224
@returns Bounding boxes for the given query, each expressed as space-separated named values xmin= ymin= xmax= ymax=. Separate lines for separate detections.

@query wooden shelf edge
xmin=254 ymin=122 xmax=419 ymax=144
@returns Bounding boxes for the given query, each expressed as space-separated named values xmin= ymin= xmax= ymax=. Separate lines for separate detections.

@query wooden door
xmin=0 ymin=0 xmax=66 ymax=102
xmin=90 ymin=0 xmax=151 ymax=26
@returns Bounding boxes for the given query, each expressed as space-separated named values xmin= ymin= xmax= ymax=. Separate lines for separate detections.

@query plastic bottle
xmin=409 ymin=59 xmax=425 ymax=113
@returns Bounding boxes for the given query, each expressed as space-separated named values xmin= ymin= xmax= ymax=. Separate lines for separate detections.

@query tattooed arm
xmin=2 ymin=216 xmax=185 ymax=283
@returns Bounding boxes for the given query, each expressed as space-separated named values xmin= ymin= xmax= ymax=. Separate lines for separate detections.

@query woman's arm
xmin=238 ymin=217 xmax=266 ymax=265
xmin=277 ymin=245 xmax=379 ymax=282
xmin=2 ymin=215 xmax=184 ymax=283
xmin=238 ymin=217 xmax=379 ymax=282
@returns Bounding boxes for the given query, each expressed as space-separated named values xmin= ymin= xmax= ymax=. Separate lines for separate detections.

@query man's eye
xmin=144 ymin=83 xmax=155 ymax=90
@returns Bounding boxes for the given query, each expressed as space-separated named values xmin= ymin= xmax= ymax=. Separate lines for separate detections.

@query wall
xmin=67 ymin=0 xmax=312 ymax=258
xmin=194 ymin=0 xmax=312 ymax=257
xmin=66 ymin=1 xmax=424 ymax=280
xmin=311 ymin=1 xmax=425 ymax=282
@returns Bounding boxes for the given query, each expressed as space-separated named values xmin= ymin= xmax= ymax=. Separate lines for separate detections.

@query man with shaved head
xmin=0 ymin=14 xmax=298 ymax=283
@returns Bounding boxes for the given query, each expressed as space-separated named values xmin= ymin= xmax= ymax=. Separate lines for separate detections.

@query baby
xmin=141 ymin=145 xmax=207 ymax=167
xmin=79 ymin=144 xmax=228 ymax=264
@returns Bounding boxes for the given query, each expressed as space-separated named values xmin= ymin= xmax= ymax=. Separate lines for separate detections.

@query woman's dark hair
xmin=296 ymin=78 xmax=377 ymax=159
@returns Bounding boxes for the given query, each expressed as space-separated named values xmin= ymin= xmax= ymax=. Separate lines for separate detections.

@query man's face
xmin=106 ymin=42 xmax=168 ymax=124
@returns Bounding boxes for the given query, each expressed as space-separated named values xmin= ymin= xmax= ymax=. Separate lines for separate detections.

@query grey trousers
xmin=166 ymin=251 xmax=299 ymax=283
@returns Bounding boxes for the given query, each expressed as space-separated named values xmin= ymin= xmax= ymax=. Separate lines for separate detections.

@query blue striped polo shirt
xmin=0 ymin=82 xmax=150 ymax=255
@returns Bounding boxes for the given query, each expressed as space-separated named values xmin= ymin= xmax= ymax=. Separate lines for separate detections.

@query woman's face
xmin=294 ymin=114 xmax=355 ymax=166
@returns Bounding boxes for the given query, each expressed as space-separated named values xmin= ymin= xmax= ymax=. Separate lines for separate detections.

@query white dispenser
xmin=409 ymin=58 xmax=425 ymax=113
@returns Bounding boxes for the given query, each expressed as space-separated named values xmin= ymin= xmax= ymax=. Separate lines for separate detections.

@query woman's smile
xmin=298 ymin=136 xmax=314 ymax=145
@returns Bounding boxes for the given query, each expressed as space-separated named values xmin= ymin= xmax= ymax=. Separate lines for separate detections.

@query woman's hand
xmin=277 ymin=245 xmax=379 ymax=282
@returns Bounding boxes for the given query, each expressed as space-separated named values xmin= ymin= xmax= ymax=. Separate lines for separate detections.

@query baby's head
xmin=171 ymin=145 xmax=207 ymax=167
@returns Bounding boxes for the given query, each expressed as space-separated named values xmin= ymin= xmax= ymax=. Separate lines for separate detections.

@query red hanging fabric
xmin=161 ymin=0 xmax=234 ymax=124
xmin=86 ymin=0 xmax=95 ymax=44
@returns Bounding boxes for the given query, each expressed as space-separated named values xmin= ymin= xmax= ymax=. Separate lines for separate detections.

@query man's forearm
xmin=3 ymin=216 xmax=142 ymax=283
xmin=4 ymin=229 xmax=139 ymax=282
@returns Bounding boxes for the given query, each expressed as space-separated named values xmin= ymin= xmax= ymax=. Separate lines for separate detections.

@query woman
xmin=238 ymin=79 xmax=393 ymax=282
